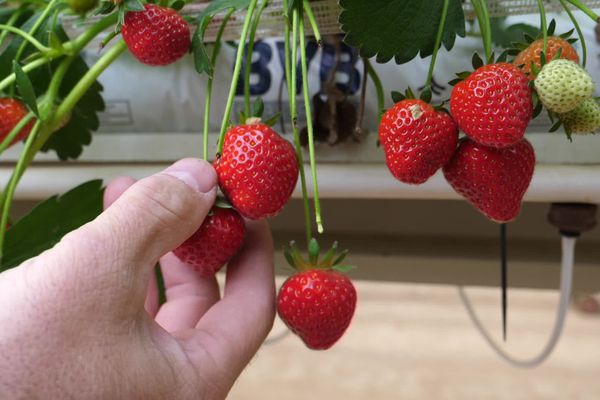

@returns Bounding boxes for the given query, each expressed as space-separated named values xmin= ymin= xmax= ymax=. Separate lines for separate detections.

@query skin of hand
xmin=0 ymin=158 xmax=276 ymax=400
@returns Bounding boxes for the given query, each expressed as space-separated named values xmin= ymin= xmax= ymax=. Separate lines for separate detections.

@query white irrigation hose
xmin=458 ymin=235 xmax=576 ymax=368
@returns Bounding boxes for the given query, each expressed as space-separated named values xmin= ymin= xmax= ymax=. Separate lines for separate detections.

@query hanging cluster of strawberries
xmin=379 ymin=12 xmax=598 ymax=224
xmin=120 ymin=2 xmax=357 ymax=351
xmin=0 ymin=0 xmax=358 ymax=351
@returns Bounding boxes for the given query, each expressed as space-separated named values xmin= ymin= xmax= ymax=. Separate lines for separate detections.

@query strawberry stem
xmin=12 ymin=0 xmax=58 ymax=74
xmin=298 ymin=9 xmax=324 ymax=234
xmin=559 ymin=0 xmax=587 ymax=67
xmin=535 ymin=0 xmax=548 ymax=53
xmin=0 ymin=14 xmax=117 ymax=94
xmin=0 ymin=112 xmax=34 ymax=156
xmin=364 ymin=58 xmax=384 ymax=117
xmin=425 ymin=0 xmax=449 ymax=90
xmin=0 ymin=58 xmax=48 ymax=93
xmin=203 ymin=8 xmax=235 ymax=160
xmin=244 ymin=0 xmax=269 ymax=117
xmin=216 ymin=0 xmax=259 ymax=155
xmin=0 ymin=119 xmax=41 ymax=264
xmin=303 ymin=0 xmax=322 ymax=46
xmin=287 ymin=0 xmax=313 ymax=245
xmin=0 ymin=8 xmax=24 ymax=48
xmin=471 ymin=0 xmax=492 ymax=62
xmin=18 ymin=42 xmax=127 ymax=183
xmin=565 ymin=0 xmax=599 ymax=21
xmin=0 ymin=25 xmax=50 ymax=54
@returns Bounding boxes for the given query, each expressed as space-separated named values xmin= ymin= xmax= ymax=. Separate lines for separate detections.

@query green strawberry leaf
xmin=332 ymin=264 xmax=356 ymax=273
xmin=262 ymin=112 xmax=281 ymax=127
xmin=339 ymin=0 xmax=465 ymax=64
xmin=252 ymin=97 xmax=264 ymax=118
xmin=333 ymin=249 xmax=349 ymax=266
xmin=1 ymin=180 xmax=104 ymax=271
xmin=196 ymin=0 xmax=251 ymax=21
xmin=471 ymin=53 xmax=484 ymax=70
xmin=124 ymin=0 xmax=145 ymax=12
xmin=192 ymin=18 xmax=214 ymax=76
xmin=308 ymin=238 xmax=320 ymax=265
xmin=13 ymin=61 xmax=39 ymax=118
xmin=170 ymin=0 xmax=186 ymax=11
xmin=559 ymin=28 xmax=576 ymax=39
xmin=547 ymin=19 xmax=556 ymax=37
xmin=490 ymin=18 xmax=539 ymax=48
xmin=391 ymin=91 xmax=405 ymax=103
xmin=0 ymin=16 xmax=105 ymax=160
xmin=419 ymin=86 xmax=432 ymax=103
xmin=193 ymin=0 xmax=251 ymax=76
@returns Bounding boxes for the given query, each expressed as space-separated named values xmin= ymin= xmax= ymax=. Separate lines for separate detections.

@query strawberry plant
xmin=0 ymin=0 xmax=599 ymax=351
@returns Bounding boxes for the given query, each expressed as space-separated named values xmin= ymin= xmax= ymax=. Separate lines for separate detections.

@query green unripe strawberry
xmin=535 ymin=59 xmax=594 ymax=113
xmin=559 ymin=98 xmax=600 ymax=135
xmin=68 ymin=0 xmax=98 ymax=14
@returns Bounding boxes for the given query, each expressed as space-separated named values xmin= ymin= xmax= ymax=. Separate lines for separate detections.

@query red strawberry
xmin=450 ymin=63 xmax=533 ymax=148
xmin=0 ymin=98 xmax=34 ymax=147
xmin=277 ymin=240 xmax=357 ymax=350
xmin=443 ymin=138 xmax=535 ymax=222
xmin=214 ymin=121 xmax=298 ymax=220
xmin=278 ymin=269 xmax=357 ymax=350
xmin=173 ymin=207 xmax=245 ymax=277
xmin=121 ymin=4 xmax=191 ymax=66
xmin=379 ymin=99 xmax=458 ymax=184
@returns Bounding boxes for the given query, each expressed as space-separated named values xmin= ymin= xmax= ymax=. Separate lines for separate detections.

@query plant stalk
xmin=203 ymin=9 xmax=235 ymax=160
xmin=288 ymin=0 xmax=313 ymax=245
xmin=299 ymin=12 xmax=323 ymax=233
xmin=216 ymin=0 xmax=260 ymax=155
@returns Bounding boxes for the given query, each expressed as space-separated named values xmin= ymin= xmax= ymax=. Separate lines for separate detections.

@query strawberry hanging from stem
xmin=277 ymin=239 xmax=357 ymax=350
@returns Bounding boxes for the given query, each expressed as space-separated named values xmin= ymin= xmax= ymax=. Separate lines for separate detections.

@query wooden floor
xmin=229 ymin=281 xmax=600 ymax=400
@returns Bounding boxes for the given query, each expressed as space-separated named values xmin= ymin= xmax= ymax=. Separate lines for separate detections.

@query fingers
xmin=103 ymin=176 xmax=136 ymax=209
xmin=103 ymin=176 xmax=161 ymax=315
xmin=45 ymin=158 xmax=217 ymax=305
xmin=154 ymin=253 xmax=220 ymax=332
xmin=180 ymin=221 xmax=275 ymax=382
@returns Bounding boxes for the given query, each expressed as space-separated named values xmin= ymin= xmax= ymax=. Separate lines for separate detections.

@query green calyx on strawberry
xmin=121 ymin=3 xmax=191 ymax=66
xmin=443 ymin=138 xmax=536 ymax=223
xmin=237 ymin=97 xmax=282 ymax=127
xmin=449 ymin=53 xmax=533 ymax=149
xmin=277 ymin=239 xmax=357 ymax=350
xmin=379 ymin=88 xmax=458 ymax=184
xmin=172 ymin=202 xmax=246 ymax=277
xmin=534 ymin=59 xmax=594 ymax=114
xmin=214 ymin=118 xmax=298 ymax=220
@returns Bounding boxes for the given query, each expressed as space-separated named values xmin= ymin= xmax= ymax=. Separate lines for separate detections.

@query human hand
xmin=0 ymin=158 xmax=275 ymax=399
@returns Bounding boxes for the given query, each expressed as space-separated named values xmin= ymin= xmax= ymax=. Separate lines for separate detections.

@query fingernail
xmin=163 ymin=159 xmax=218 ymax=193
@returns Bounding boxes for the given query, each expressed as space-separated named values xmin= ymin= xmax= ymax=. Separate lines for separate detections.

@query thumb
xmin=44 ymin=158 xmax=217 ymax=298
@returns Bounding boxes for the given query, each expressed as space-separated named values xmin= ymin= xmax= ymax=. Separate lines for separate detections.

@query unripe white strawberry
xmin=535 ymin=59 xmax=594 ymax=113
xmin=559 ymin=98 xmax=600 ymax=135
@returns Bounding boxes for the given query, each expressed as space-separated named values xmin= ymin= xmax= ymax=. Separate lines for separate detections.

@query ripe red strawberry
xmin=214 ymin=121 xmax=298 ymax=220
xmin=278 ymin=269 xmax=357 ymax=350
xmin=121 ymin=4 xmax=191 ymax=66
xmin=277 ymin=240 xmax=357 ymax=350
xmin=0 ymin=98 xmax=35 ymax=147
xmin=173 ymin=207 xmax=245 ymax=277
xmin=443 ymin=138 xmax=535 ymax=222
xmin=450 ymin=63 xmax=533 ymax=148
xmin=379 ymin=99 xmax=458 ymax=184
